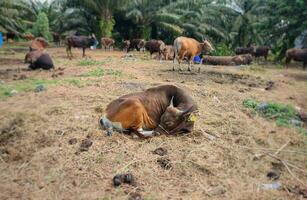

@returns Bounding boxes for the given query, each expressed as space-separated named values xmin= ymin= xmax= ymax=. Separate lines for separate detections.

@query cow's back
xmin=287 ymin=48 xmax=307 ymax=62
xmin=174 ymin=37 xmax=199 ymax=57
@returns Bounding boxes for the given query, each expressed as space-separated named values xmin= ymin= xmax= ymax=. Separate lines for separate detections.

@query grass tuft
xmin=77 ymin=58 xmax=105 ymax=66
xmin=243 ymin=99 xmax=306 ymax=135
xmin=81 ymin=68 xmax=122 ymax=77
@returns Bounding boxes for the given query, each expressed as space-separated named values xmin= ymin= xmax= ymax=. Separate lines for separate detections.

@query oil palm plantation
xmin=0 ymin=0 xmax=34 ymax=34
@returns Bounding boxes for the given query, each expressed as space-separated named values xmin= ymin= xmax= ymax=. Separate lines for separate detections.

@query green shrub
xmin=32 ymin=12 xmax=52 ymax=41
xmin=209 ymin=43 xmax=234 ymax=56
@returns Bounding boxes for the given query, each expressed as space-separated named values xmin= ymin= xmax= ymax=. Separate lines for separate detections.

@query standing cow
xmin=253 ymin=45 xmax=270 ymax=61
xmin=235 ymin=46 xmax=254 ymax=55
xmin=123 ymin=40 xmax=130 ymax=52
xmin=52 ymin=32 xmax=61 ymax=46
xmin=162 ymin=45 xmax=175 ymax=60
xmin=173 ymin=36 xmax=214 ymax=71
xmin=101 ymin=37 xmax=115 ymax=51
xmin=66 ymin=35 xmax=97 ymax=59
xmin=145 ymin=40 xmax=166 ymax=60
xmin=286 ymin=48 xmax=307 ymax=69
xmin=127 ymin=39 xmax=146 ymax=52
xmin=6 ymin=32 xmax=16 ymax=43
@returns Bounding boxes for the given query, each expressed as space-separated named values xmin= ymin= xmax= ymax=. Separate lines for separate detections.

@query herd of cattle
xmin=3 ymin=32 xmax=306 ymax=71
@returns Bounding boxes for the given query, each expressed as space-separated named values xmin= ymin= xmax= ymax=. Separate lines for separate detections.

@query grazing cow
xmin=162 ymin=45 xmax=175 ymax=60
xmin=101 ymin=37 xmax=115 ymax=51
xmin=52 ymin=32 xmax=61 ymax=46
xmin=123 ymin=40 xmax=130 ymax=52
xmin=66 ymin=35 xmax=96 ymax=59
xmin=145 ymin=40 xmax=166 ymax=60
xmin=100 ymin=85 xmax=198 ymax=138
xmin=253 ymin=45 xmax=270 ymax=60
xmin=203 ymin=54 xmax=252 ymax=65
xmin=22 ymin=33 xmax=35 ymax=41
xmin=25 ymin=50 xmax=54 ymax=70
xmin=235 ymin=46 xmax=254 ymax=55
xmin=30 ymin=37 xmax=48 ymax=51
xmin=286 ymin=48 xmax=307 ymax=69
xmin=173 ymin=36 xmax=214 ymax=71
xmin=6 ymin=32 xmax=16 ymax=42
xmin=127 ymin=39 xmax=146 ymax=52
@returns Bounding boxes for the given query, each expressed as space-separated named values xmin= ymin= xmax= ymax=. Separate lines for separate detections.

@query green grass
xmin=243 ymin=99 xmax=306 ymax=135
xmin=77 ymin=58 xmax=105 ymax=66
xmin=0 ymin=78 xmax=88 ymax=99
xmin=0 ymin=79 xmax=60 ymax=99
xmin=81 ymin=68 xmax=122 ymax=77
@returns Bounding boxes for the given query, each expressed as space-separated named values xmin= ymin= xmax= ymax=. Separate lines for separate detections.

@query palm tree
xmin=67 ymin=0 xmax=129 ymax=37
xmin=225 ymin=0 xmax=268 ymax=47
xmin=0 ymin=0 xmax=34 ymax=34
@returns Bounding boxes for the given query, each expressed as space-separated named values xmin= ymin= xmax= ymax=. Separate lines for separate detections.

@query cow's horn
xmin=169 ymin=96 xmax=174 ymax=107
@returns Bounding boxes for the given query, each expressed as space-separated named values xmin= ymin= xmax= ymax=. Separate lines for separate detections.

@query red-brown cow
xmin=30 ymin=37 xmax=48 ymax=51
xmin=22 ymin=33 xmax=35 ymax=41
xmin=101 ymin=37 xmax=115 ymax=51
xmin=100 ymin=85 xmax=198 ymax=138
xmin=173 ymin=36 xmax=214 ymax=71
xmin=162 ymin=45 xmax=175 ymax=60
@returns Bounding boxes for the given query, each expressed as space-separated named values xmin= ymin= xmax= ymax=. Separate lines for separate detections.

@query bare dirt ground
xmin=0 ymin=42 xmax=306 ymax=200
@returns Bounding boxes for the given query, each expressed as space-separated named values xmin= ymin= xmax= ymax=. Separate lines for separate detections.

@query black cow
xmin=6 ymin=32 xmax=16 ymax=42
xmin=127 ymin=39 xmax=145 ymax=52
xmin=66 ymin=35 xmax=96 ymax=59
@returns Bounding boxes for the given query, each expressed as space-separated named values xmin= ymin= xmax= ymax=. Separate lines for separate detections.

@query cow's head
xmin=25 ymin=51 xmax=42 ymax=64
xmin=88 ymin=36 xmax=97 ymax=46
xmin=201 ymin=39 xmax=214 ymax=54
xmin=155 ymin=97 xmax=197 ymax=135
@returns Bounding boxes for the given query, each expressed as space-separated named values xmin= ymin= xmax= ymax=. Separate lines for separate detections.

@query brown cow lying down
xmin=25 ymin=50 xmax=54 ymax=70
xmin=203 ymin=54 xmax=253 ymax=65
xmin=286 ymin=48 xmax=307 ymax=69
xmin=30 ymin=37 xmax=48 ymax=51
xmin=100 ymin=85 xmax=198 ymax=138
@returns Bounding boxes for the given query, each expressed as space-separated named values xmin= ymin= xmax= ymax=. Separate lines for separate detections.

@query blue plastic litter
xmin=193 ymin=55 xmax=201 ymax=63
xmin=0 ymin=32 xmax=3 ymax=48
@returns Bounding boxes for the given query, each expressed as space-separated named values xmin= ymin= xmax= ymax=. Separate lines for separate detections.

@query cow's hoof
xmin=107 ymin=130 xmax=113 ymax=136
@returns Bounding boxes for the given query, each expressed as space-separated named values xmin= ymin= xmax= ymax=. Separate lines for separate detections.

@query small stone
xmin=113 ymin=175 xmax=122 ymax=187
xmin=289 ymin=119 xmax=303 ymax=127
xmin=153 ymin=147 xmax=168 ymax=156
xmin=129 ymin=192 xmax=144 ymax=200
xmin=9 ymin=89 xmax=18 ymax=96
xmin=267 ymin=170 xmax=280 ymax=180
xmin=68 ymin=138 xmax=77 ymax=145
xmin=35 ymin=85 xmax=46 ymax=93
xmin=112 ymin=173 xmax=135 ymax=187
xmin=206 ymin=186 xmax=226 ymax=196
xmin=257 ymin=103 xmax=268 ymax=110
xmin=157 ymin=157 xmax=172 ymax=170
xmin=79 ymin=139 xmax=93 ymax=151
